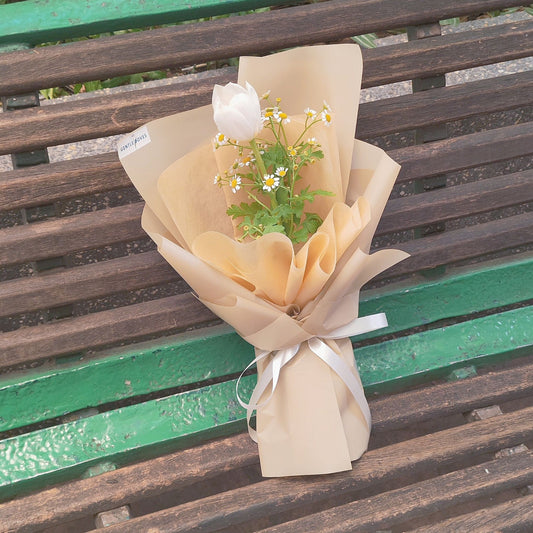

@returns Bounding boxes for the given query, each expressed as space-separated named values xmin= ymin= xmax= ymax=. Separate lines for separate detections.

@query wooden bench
xmin=1 ymin=0 xmax=532 ymax=530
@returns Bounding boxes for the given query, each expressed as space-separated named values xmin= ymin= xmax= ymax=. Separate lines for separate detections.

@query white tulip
xmin=212 ymin=82 xmax=263 ymax=142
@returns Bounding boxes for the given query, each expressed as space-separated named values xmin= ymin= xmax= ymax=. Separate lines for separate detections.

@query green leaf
xmin=227 ymin=202 xmax=262 ymax=218
xmin=275 ymin=187 xmax=289 ymax=205
xmin=440 ymin=17 xmax=460 ymax=25
xmin=303 ymin=213 xmax=323 ymax=235
xmin=263 ymin=224 xmax=286 ymax=235
xmin=351 ymin=33 xmax=377 ymax=49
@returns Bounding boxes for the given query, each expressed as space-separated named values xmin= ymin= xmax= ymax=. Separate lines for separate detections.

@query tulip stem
xmin=250 ymin=139 xmax=268 ymax=179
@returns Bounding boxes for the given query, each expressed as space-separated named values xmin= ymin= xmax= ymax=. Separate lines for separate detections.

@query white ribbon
xmin=236 ymin=312 xmax=388 ymax=442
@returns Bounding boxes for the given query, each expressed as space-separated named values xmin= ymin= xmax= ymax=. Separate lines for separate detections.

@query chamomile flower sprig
xmin=212 ymin=85 xmax=334 ymax=244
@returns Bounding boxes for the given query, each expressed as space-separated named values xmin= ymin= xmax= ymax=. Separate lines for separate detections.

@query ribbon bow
xmin=236 ymin=312 xmax=388 ymax=442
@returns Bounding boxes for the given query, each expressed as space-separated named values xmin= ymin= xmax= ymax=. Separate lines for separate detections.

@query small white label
xmin=117 ymin=126 xmax=151 ymax=159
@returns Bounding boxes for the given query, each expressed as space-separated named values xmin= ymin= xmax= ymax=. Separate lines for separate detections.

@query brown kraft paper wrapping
xmin=118 ymin=44 xmax=409 ymax=477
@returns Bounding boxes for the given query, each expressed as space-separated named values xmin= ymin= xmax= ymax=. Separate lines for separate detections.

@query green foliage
xmin=40 ymin=70 xmax=167 ymax=99
xmin=216 ymin=101 xmax=334 ymax=244
xmin=351 ymin=33 xmax=377 ymax=49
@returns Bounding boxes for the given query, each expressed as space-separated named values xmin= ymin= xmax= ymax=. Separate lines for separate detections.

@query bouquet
xmin=118 ymin=44 xmax=408 ymax=477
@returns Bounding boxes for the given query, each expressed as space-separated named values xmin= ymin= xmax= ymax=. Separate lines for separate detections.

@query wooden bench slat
xmin=1 ymin=361 xmax=530 ymax=528
xmin=0 ymin=69 xmax=235 ymax=157
xmin=2 ymin=258 xmax=532 ymax=430
xmin=0 ymin=202 xmax=144 ymax=267
xmin=1 ymin=121 xmax=531 ymax=214
xmin=0 ymin=296 xmax=533 ymax=429
xmin=358 ymin=70 xmax=533 ymax=139
xmin=0 ymin=0 xmax=294 ymax=46
xmin=408 ymin=493 xmax=533 ymax=533
xmin=96 ymin=406 xmax=533 ymax=533
xmin=390 ymin=212 xmax=533 ymax=276
xmin=0 ymin=374 xmax=257 ymax=501
xmin=2 ymin=184 xmax=530 ymax=273
xmin=378 ymin=170 xmax=533 ymax=235
xmin=356 ymin=305 xmax=533 ymax=393
xmin=0 ymin=432 xmax=258 ymax=531
xmin=362 ymin=17 xmax=533 ymax=87
xmin=393 ymin=121 xmax=533 ymax=184
xmin=0 ymin=152 xmax=129 ymax=211
xmin=258 ymin=452 xmax=533 ymax=533
xmin=0 ymin=293 xmax=216 ymax=369
xmin=1 ymin=248 xmax=531 ymax=369
xmin=1 ymin=68 xmax=531 ymax=159
xmin=2 ymin=179 xmax=531 ymax=318
xmin=0 ymin=250 xmax=176 ymax=318
xmin=0 ymin=362 xmax=533 ymax=516
xmin=0 ymin=324 xmax=253 ymax=433
xmin=361 ymin=254 xmax=533 ymax=341
xmin=0 ymin=0 xmax=527 ymax=96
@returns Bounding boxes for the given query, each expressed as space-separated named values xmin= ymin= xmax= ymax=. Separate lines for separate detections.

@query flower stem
xmin=250 ymin=138 xmax=268 ymax=178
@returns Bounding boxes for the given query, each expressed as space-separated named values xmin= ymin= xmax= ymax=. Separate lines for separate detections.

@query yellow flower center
xmin=231 ymin=179 xmax=238 ymax=188
xmin=265 ymin=177 xmax=275 ymax=187
xmin=217 ymin=133 xmax=225 ymax=142
xmin=278 ymin=169 xmax=287 ymax=177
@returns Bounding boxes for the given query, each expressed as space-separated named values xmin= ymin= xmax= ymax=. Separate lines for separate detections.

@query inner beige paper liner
xmin=119 ymin=44 xmax=409 ymax=477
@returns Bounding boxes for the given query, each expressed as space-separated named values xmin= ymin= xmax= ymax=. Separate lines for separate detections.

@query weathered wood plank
xmin=392 ymin=121 xmax=533 ymax=184
xmin=0 ymin=251 xmax=176 ymax=317
xmin=362 ymin=18 xmax=533 ymax=87
xmin=388 ymin=212 xmax=533 ymax=276
xmin=94 ymin=406 xmax=533 ymax=533
xmin=1 ymin=359 xmax=527 ymax=526
xmin=377 ymin=171 xmax=533 ymax=235
xmin=0 ymin=374 xmax=257 ymax=501
xmin=258 ymin=452 xmax=533 ymax=532
xmin=0 ymin=202 xmax=144 ymax=267
xmin=356 ymin=305 xmax=533 ymax=393
xmin=360 ymin=254 xmax=533 ymax=341
xmin=3 ymin=175 xmax=531 ymax=317
xmin=0 ymin=69 xmax=235 ymax=157
xmin=1 ymin=252 xmax=531 ymax=370
xmin=0 ymin=0 xmax=527 ymax=96
xmin=0 ymin=325 xmax=253 ymax=432
xmin=408 ymin=493 xmax=533 ymax=533
xmin=1 ymin=293 xmax=531 ymax=425
xmin=0 ymin=0 xmax=296 ymax=46
xmin=1 ymin=122 xmax=531 ymax=213
xmin=0 ymin=293 xmax=217 ymax=369
xmin=357 ymin=70 xmax=533 ymax=139
xmin=0 ymin=152 xmax=130 ymax=211
xmin=1 ymin=69 xmax=531 ymax=157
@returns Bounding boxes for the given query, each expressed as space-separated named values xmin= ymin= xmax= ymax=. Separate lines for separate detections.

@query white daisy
xmin=262 ymin=174 xmax=280 ymax=192
xmin=229 ymin=176 xmax=241 ymax=193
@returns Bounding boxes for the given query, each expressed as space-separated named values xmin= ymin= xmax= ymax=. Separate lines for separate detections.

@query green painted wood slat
xmin=0 ymin=0 xmax=293 ymax=46
xmin=27 ymin=406 xmax=533 ymax=530
xmin=1 ymin=303 xmax=531 ymax=499
xmin=1 ymin=254 xmax=532 ymax=432
xmin=1 ymin=360 xmax=532 ymax=530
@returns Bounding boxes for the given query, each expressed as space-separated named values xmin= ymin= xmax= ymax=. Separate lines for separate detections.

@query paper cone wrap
xmin=118 ymin=44 xmax=409 ymax=476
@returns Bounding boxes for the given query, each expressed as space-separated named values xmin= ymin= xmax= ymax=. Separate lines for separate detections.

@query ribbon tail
xmin=308 ymin=337 xmax=372 ymax=429
xmin=236 ymin=345 xmax=300 ymax=442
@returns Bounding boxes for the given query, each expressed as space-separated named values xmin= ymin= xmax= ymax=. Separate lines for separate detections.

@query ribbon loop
xmin=236 ymin=312 xmax=387 ymax=441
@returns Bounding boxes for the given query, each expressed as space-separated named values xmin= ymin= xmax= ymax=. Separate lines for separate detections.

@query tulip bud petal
xmin=212 ymin=82 xmax=263 ymax=142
